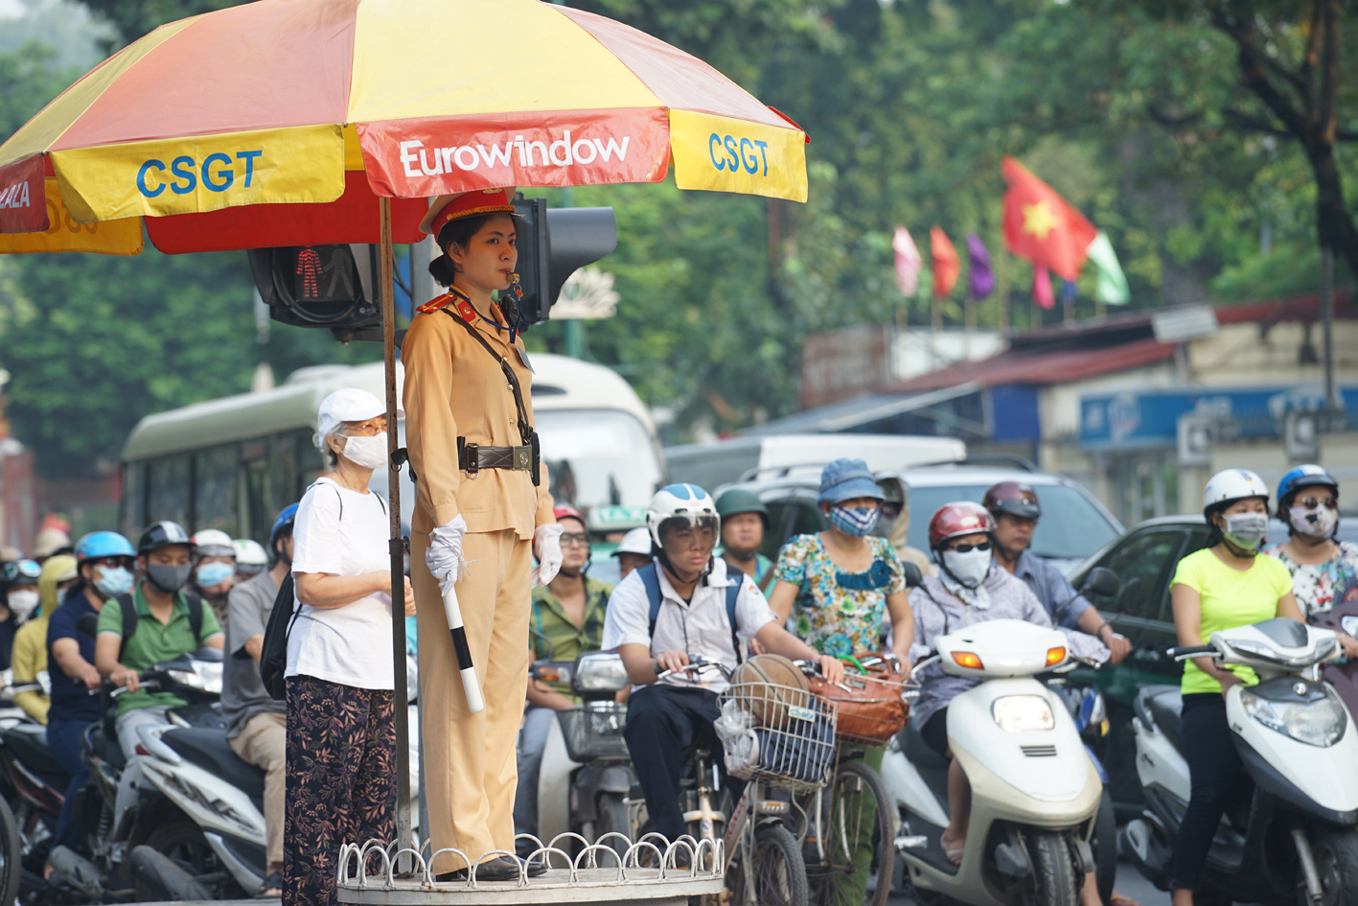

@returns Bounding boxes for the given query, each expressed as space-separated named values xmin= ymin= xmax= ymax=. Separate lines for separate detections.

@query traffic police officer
xmin=403 ymin=188 xmax=563 ymax=881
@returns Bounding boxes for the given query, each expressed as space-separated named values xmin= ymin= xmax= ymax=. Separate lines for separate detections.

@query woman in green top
xmin=1168 ymin=469 xmax=1303 ymax=906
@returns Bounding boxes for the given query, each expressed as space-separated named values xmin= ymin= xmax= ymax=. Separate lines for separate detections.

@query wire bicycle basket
xmin=557 ymin=702 xmax=630 ymax=762
xmin=717 ymin=681 xmax=838 ymax=791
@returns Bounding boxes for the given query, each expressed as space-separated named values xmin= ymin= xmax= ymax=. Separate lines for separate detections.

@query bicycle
xmin=796 ymin=653 xmax=909 ymax=906
xmin=637 ymin=655 xmax=839 ymax=906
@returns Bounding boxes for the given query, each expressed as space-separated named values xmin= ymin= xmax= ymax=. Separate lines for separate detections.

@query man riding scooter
xmin=986 ymin=482 xmax=1131 ymax=665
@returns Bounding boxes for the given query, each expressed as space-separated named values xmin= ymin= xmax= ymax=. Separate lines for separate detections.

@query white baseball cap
xmin=315 ymin=388 xmax=402 ymax=452
xmin=612 ymin=526 xmax=653 ymax=557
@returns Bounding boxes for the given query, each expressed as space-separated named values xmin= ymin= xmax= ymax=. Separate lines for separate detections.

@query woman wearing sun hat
xmin=403 ymin=189 xmax=562 ymax=881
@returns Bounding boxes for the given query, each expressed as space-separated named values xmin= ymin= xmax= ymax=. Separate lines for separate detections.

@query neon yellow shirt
xmin=1171 ymin=548 xmax=1292 ymax=695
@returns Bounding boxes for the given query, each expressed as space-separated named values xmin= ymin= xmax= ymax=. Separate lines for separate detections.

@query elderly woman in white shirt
xmin=283 ymin=389 xmax=415 ymax=906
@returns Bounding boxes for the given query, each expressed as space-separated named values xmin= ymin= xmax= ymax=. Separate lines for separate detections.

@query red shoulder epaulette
xmin=416 ymin=290 xmax=478 ymax=323
xmin=415 ymin=292 xmax=453 ymax=314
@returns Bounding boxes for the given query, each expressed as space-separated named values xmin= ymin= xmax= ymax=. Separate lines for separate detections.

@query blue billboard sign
xmin=1080 ymin=385 xmax=1358 ymax=449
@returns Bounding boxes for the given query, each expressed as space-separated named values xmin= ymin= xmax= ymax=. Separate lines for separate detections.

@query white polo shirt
xmin=601 ymin=556 xmax=778 ymax=693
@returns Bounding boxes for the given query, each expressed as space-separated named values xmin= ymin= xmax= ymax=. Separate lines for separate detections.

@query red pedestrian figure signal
xmin=296 ymin=247 xmax=322 ymax=299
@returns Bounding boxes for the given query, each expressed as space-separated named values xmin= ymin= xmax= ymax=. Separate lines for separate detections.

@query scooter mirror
xmin=901 ymin=561 xmax=923 ymax=588
xmin=1082 ymin=566 xmax=1119 ymax=599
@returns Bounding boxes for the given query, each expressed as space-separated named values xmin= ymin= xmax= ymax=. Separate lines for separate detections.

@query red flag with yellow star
xmin=1001 ymin=157 xmax=1097 ymax=282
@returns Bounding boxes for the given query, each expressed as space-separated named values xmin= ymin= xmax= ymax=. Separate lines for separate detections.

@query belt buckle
xmin=512 ymin=445 xmax=532 ymax=471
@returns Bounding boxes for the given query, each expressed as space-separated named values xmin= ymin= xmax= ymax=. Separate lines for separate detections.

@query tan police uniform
xmin=404 ymin=284 xmax=554 ymax=873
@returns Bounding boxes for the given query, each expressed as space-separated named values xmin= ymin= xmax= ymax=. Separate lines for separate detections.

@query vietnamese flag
xmin=1001 ymin=157 xmax=1098 ymax=282
xmin=930 ymin=226 xmax=961 ymax=298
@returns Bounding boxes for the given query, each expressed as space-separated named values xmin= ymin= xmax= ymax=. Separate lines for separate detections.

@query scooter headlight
xmin=573 ymin=653 xmax=629 ymax=693
xmin=992 ymin=695 xmax=1055 ymax=733
xmin=1241 ymin=686 xmax=1347 ymax=747
xmin=169 ymin=660 xmax=224 ymax=695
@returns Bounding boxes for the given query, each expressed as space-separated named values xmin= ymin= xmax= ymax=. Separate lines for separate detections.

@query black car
xmin=1067 ymin=515 xmax=1358 ymax=813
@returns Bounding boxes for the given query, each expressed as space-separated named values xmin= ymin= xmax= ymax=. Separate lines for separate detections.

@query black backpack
xmin=116 ymin=591 xmax=207 ymax=657
xmin=259 ymin=572 xmax=297 ymax=701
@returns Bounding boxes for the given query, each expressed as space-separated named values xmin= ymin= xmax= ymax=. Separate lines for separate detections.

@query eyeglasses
xmin=560 ymin=532 xmax=589 ymax=548
xmin=341 ymin=420 xmax=387 ymax=437
xmin=1297 ymin=496 xmax=1338 ymax=511
xmin=949 ymin=541 xmax=992 ymax=554
xmin=89 ymin=556 xmax=133 ymax=569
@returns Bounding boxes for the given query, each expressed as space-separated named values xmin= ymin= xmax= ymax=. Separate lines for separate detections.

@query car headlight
xmin=1241 ymin=687 xmax=1347 ymax=747
xmin=993 ymin=695 xmax=1055 ymax=733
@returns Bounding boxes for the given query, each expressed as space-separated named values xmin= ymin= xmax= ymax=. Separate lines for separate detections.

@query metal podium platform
xmin=336 ymin=834 xmax=725 ymax=906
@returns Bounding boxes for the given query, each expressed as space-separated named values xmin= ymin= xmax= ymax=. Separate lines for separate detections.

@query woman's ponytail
xmin=429 ymin=253 xmax=457 ymax=287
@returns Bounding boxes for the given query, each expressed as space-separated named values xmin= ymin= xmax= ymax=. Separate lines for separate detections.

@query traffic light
xmin=512 ymin=196 xmax=617 ymax=324
xmin=247 ymin=199 xmax=616 ymax=334
xmin=247 ymin=243 xmax=381 ymax=330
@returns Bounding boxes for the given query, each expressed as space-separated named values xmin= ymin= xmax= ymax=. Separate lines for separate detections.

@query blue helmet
xmin=270 ymin=504 xmax=300 ymax=550
xmin=1276 ymin=465 xmax=1339 ymax=515
xmin=74 ymin=531 xmax=136 ymax=563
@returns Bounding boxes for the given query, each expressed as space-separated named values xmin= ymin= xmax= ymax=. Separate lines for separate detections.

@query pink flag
xmin=1032 ymin=264 xmax=1055 ymax=309
xmin=893 ymin=226 xmax=922 ymax=297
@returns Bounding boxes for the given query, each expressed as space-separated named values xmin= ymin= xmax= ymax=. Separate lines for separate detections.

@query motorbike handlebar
xmin=1168 ymin=645 xmax=1217 ymax=662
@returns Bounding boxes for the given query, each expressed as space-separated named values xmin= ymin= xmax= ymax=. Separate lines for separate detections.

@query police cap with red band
xmin=418 ymin=187 xmax=517 ymax=238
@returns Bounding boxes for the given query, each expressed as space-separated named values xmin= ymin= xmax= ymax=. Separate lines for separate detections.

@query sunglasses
xmin=89 ymin=556 xmax=133 ymax=569
xmin=560 ymin=532 xmax=590 ymax=548
xmin=1296 ymin=496 xmax=1338 ymax=511
xmin=949 ymin=541 xmax=992 ymax=554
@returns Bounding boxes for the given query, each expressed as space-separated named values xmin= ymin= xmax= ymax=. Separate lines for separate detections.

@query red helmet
xmin=553 ymin=505 xmax=584 ymax=524
xmin=928 ymin=502 xmax=996 ymax=550
xmin=983 ymin=481 xmax=1042 ymax=520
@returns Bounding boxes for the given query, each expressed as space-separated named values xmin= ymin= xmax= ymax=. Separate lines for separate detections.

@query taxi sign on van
xmin=587 ymin=505 xmax=648 ymax=531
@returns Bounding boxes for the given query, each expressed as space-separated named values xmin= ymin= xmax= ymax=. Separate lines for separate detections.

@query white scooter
xmin=1121 ymin=618 xmax=1358 ymax=906
xmin=883 ymin=619 xmax=1104 ymax=906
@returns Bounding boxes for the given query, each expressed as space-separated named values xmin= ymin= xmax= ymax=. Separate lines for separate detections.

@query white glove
xmin=531 ymin=523 xmax=564 ymax=587
xmin=427 ymin=515 xmax=469 ymax=596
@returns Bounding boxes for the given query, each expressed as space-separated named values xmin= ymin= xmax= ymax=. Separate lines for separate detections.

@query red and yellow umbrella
xmin=0 ymin=0 xmax=808 ymax=256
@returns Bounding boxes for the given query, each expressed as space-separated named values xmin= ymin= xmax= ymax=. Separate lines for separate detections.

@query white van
xmin=119 ymin=355 xmax=664 ymax=543
xmin=663 ymin=433 xmax=966 ymax=493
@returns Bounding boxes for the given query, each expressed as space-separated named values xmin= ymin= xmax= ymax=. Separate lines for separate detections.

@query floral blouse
xmin=774 ymin=534 xmax=908 ymax=658
xmin=1266 ymin=541 xmax=1358 ymax=619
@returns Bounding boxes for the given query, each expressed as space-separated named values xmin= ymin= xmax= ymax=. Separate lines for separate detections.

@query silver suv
xmin=716 ymin=458 xmax=1123 ymax=573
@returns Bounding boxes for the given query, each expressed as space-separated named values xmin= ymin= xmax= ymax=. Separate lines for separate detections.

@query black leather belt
xmin=458 ymin=442 xmax=533 ymax=475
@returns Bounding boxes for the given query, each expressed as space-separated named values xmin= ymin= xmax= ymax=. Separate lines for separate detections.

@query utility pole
xmin=1321 ymin=246 xmax=1336 ymax=426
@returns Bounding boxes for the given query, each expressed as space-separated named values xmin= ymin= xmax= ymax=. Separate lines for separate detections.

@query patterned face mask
xmin=1290 ymin=504 xmax=1338 ymax=539
xmin=829 ymin=505 xmax=880 ymax=537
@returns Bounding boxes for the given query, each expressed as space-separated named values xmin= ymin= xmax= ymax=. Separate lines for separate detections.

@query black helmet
xmin=137 ymin=521 xmax=193 ymax=556
xmin=983 ymin=481 xmax=1042 ymax=521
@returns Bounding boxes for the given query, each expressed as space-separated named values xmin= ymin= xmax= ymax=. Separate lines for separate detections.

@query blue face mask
xmin=829 ymin=504 xmax=880 ymax=537
xmin=196 ymin=562 xmax=235 ymax=588
xmin=94 ymin=566 xmax=134 ymax=598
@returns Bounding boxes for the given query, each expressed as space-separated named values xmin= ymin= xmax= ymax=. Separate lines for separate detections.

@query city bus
xmin=118 ymin=355 xmax=666 ymax=544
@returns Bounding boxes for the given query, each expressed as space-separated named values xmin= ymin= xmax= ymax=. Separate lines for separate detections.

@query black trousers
xmin=624 ymin=685 xmax=745 ymax=842
xmin=1171 ymin=693 xmax=1244 ymax=891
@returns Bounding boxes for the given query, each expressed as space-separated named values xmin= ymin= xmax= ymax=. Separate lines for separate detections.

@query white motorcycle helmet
xmin=191 ymin=528 xmax=236 ymax=559
xmin=1202 ymin=468 xmax=1271 ymax=519
xmin=232 ymin=539 xmax=269 ymax=576
xmin=646 ymin=483 xmax=720 ymax=548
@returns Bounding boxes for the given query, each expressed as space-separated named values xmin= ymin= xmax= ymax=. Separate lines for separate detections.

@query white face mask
xmin=1290 ymin=504 xmax=1338 ymax=539
xmin=1223 ymin=512 xmax=1269 ymax=551
xmin=942 ymin=547 xmax=991 ymax=589
xmin=339 ymin=432 xmax=388 ymax=469
xmin=7 ymin=590 xmax=39 ymax=621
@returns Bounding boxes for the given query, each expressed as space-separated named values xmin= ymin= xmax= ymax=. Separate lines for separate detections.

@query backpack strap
xmin=117 ymin=593 xmax=136 ymax=659
xmin=640 ymin=562 xmax=744 ymax=665
xmin=725 ymin=567 xmax=745 ymax=666
xmin=184 ymin=592 xmax=205 ymax=644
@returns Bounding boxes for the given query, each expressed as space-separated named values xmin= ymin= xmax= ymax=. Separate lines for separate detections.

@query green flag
xmin=1086 ymin=230 xmax=1130 ymax=304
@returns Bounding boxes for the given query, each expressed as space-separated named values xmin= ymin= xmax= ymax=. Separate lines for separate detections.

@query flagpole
xmin=997 ymin=244 xmax=1009 ymax=335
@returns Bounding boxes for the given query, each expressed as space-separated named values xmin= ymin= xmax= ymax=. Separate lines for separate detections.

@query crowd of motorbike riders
xmin=0 ymin=457 xmax=1353 ymax=905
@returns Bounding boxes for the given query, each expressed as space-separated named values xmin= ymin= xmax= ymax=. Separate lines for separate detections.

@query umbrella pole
xmin=379 ymin=196 xmax=414 ymax=860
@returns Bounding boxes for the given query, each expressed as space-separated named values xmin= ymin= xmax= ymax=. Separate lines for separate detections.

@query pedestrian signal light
xmin=247 ymin=244 xmax=381 ymax=331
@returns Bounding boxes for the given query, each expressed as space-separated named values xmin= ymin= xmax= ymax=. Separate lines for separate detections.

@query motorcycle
xmin=1120 ymin=618 xmax=1358 ymax=906
xmin=530 ymin=651 xmax=635 ymax=857
xmin=47 ymin=639 xmax=228 ymax=903
xmin=1308 ymin=592 xmax=1358 ymax=718
xmin=884 ymin=619 xmax=1104 ymax=906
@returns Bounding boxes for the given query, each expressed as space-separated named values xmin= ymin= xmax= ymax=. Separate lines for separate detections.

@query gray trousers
xmin=114 ymin=706 xmax=172 ymax=836
xmin=512 ymin=706 xmax=557 ymax=852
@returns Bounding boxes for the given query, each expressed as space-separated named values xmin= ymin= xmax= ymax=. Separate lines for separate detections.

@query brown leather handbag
xmin=807 ymin=653 xmax=909 ymax=746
